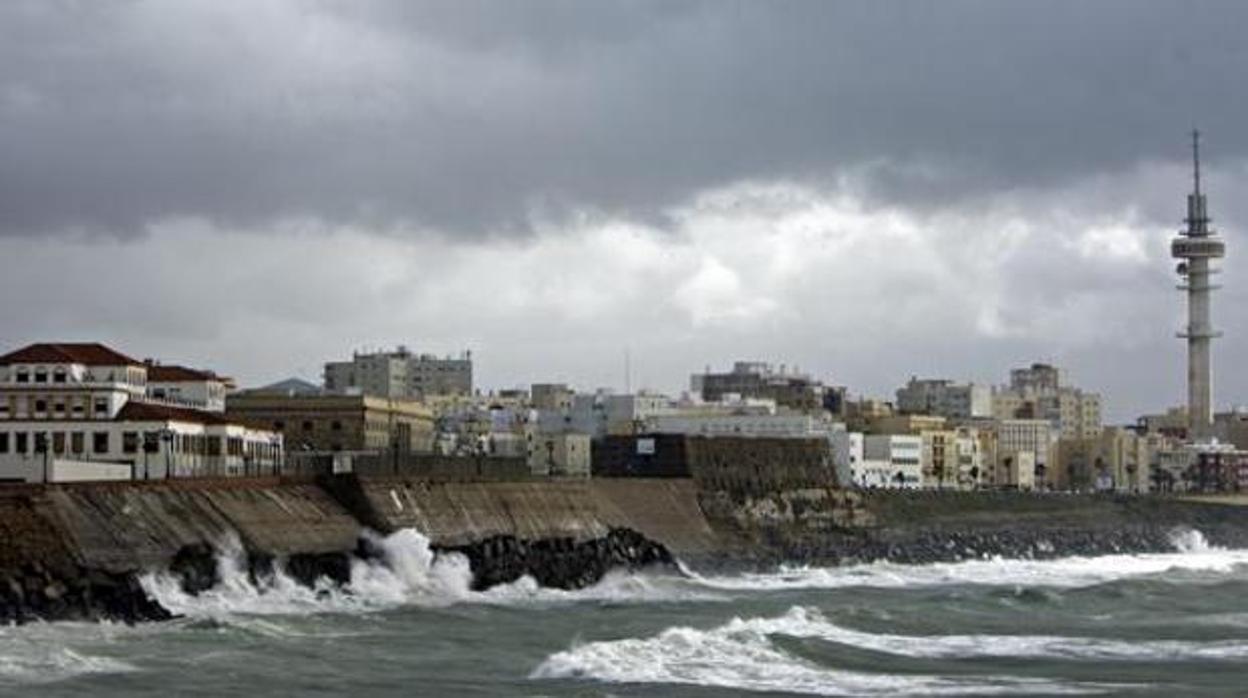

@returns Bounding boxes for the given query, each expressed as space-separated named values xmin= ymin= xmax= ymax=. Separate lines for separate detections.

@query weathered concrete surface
xmin=6 ymin=472 xmax=1248 ymax=623
xmin=696 ymin=488 xmax=1248 ymax=566
xmin=46 ymin=479 xmax=361 ymax=573
xmin=326 ymin=475 xmax=745 ymax=563
xmin=0 ymin=488 xmax=172 ymax=623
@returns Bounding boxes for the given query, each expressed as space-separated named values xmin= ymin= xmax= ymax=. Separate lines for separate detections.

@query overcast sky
xmin=3 ymin=1 xmax=1247 ymax=421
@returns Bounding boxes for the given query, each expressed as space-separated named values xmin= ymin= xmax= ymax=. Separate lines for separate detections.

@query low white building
xmin=862 ymin=434 xmax=923 ymax=488
xmin=831 ymin=430 xmax=863 ymax=487
xmin=146 ymin=363 xmax=232 ymax=412
xmin=0 ymin=343 xmax=281 ymax=483
xmin=648 ymin=412 xmax=840 ymax=439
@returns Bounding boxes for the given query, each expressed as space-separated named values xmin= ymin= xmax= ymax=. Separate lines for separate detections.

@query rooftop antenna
xmin=624 ymin=348 xmax=632 ymax=394
xmin=1193 ymin=128 xmax=1202 ymax=197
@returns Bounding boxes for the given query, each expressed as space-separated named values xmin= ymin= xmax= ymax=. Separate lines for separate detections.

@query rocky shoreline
xmin=0 ymin=527 xmax=677 ymax=625
xmin=3 ymin=478 xmax=1248 ymax=625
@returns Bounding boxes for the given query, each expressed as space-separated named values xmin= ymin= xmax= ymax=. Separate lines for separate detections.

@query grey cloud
xmin=3 ymin=1 xmax=1248 ymax=238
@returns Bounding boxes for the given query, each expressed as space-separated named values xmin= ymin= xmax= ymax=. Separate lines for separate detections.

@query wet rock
xmin=169 ymin=543 xmax=219 ymax=595
xmin=437 ymin=527 xmax=675 ymax=592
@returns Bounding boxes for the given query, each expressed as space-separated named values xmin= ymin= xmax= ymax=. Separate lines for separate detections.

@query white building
xmin=0 ymin=343 xmax=281 ymax=483
xmin=564 ymin=390 xmax=674 ymax=438
xmin=146 ymin=363 xmax=232 ymax=412
xmin=862 ymin=434 xmax=923 ymax=488
xmin=831 ymin=430 xmax=863 ymax=487
xmin=648 ymin=413 xmax=840 ymax=439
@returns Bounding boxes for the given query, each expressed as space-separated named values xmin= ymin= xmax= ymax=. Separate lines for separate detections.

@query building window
xmin=34 ymin=370 xmax=48 ymax=384
xmin=15 ymin=433 xmax=28 ymax=453
xmin=122 ymin=432 xmax=138 ymax=454
xmin=94 ymin=399 xmax=109 ymax=416
xmin=93 ymin=432 xmax=109 ymax=453
xmin=34 ymin=399 xmax=47 ymax=413
xmin=15 ymin=370 xmax=29 ymax=384
xmin=302 ymin=420 xmax=314 ymax=432
xmin=53 ymin=401 xmax=66 ymax=414
xmin=71 ymin=432 xmax=85 ymax=455
xmin=207 ymin=437 xmax=222 ymax=457
xmin=331 ymin=420 xmax=342 ymax=431
xmin=52 ymin=432 xmax=66 ymax=455
xmin=273 ymin=420 xmax=285 ymax=431
xmin=54 ymin=370 xmax=67 ymax=384
xmin=0 ymin=433 xmax=7 ymax=453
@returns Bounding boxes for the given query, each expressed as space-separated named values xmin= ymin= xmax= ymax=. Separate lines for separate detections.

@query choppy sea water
xmin=4 ymin=529 xmax=1248 ymax=697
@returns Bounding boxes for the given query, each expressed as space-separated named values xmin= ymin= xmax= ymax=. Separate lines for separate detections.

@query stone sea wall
xmin=2 ymin=468 xmax=1248 ymax=623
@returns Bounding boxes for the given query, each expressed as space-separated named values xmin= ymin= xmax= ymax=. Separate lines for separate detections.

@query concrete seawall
xmin=4 ymin=474 xmax=1248 ymax=622
xmin=323 ymin=476 xmax=744 ymax=563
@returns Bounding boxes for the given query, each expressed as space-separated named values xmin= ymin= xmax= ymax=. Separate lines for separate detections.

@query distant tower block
xmin=1172 ymin=130 xmax=1226 ymax=443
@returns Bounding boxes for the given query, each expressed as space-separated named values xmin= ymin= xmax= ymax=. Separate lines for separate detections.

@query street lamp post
xmin=142 ymin=432 xmax=159 ymax=480
xmin=34 ymin=433 xmax=49 ymax=483
xmin=269 ymin=435 xmax=282 ymax=477
xmin=160 ymin=427 xmax=175 ymax=479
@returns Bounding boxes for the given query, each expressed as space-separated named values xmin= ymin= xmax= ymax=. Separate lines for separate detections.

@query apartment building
xmin=0 ymin=343 xmax=280 ymax=482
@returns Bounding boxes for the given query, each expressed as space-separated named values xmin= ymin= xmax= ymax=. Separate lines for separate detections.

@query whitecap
xmin=688 ymin=530 xmax=1248 ymax=592
xmin=532 ymin=607 xmax=1109 ymax=696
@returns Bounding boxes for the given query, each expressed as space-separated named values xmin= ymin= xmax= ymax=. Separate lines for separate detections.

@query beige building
xmin=997 ymin=450 xmax=1036 ymax=490
xmin=324 ymin=346 xmax=473 ymax=399
xmin=527 ymin=431 xmax=591 ymax=478
xmin=1055 ymin=427 xmax=1158 ymax=493
xmin=868 ymin=414 xmax=948 ymax=436
xmin=896 ymin=378 xmax=992 ymax=419
xmin=226 ymin=393 xmax=434 ymax=454
xmin=994 ymin=363 xmax=1102 ymax=440
xmin=920 ymin=429 xmax=957 ymax=489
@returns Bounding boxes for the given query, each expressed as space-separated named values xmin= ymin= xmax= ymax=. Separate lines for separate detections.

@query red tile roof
xmin=116 ymin=401 xmax=232 ymax=425
xmin=0 ymin=342 xmax=142 ymax=367
xmin=146 ymin=364 xmax=222 ymax=382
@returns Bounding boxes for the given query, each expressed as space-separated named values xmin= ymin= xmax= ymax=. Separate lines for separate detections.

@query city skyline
xmin=2 ymin=2 xmax=1246 ymax=422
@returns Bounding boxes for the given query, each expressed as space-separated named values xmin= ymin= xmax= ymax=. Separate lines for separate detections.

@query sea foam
xmin=532 ymin=606 xmax=1115 ymax=696
xmin=687 ymin=529 xmax=1248 ymax=592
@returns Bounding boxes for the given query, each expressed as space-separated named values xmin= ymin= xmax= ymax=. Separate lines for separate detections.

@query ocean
xmin=4 ymin=528 xmax=1248 ymax=697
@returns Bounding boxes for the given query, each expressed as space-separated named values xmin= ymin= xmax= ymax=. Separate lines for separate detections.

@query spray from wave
xmin=140 ymin=529 xmax=714 ymax=618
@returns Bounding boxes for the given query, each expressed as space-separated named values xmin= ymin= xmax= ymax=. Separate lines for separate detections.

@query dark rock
xmin=169 ymin=543 xmax=219 ymax=595
xmin=436 ymin=527 xmax=675 ymax=591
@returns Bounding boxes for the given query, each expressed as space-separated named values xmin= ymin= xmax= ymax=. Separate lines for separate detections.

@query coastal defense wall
xmin=325 ymin=475 xmax=743 ymax=561
xmin=41 ymin=479 xmax=361 ymax=573
xmin=5 ymin=471 xmax=1248 ymax=599
xmin=686 ymin=437 xmax=838 ymax=494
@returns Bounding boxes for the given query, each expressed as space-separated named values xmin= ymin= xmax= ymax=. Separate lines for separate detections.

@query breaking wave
xmin=532 ymin=606 xmax=1123 ymax=696
xmin=688 ymin=529 xmax=1248 ymax=592
xmin=534 ymin=602 xmax=1248 ymax=694
xmin=140 ymin=529 xmax=715 ymax=618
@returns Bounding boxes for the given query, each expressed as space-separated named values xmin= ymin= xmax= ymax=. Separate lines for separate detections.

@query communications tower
xmin=1172 ymin=130 xmax=1225 ymax=443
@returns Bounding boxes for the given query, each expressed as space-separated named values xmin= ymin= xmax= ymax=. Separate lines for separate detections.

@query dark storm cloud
xmin=2 ymin=1 xmax=1248 ymax=237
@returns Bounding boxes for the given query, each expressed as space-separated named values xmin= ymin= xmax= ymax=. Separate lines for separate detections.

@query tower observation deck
xmin=1172 ymin=130 xmax=1225 ymax=443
